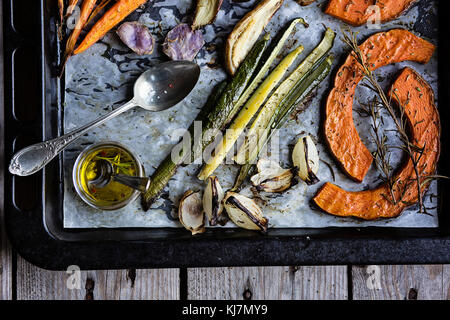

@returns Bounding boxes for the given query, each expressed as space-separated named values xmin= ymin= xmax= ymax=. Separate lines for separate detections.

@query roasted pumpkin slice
xmin=325 ymin=0 xmax=417 ymax=26
xmin=325 ymin=29 xmax=435 ymax=182
xmin=314 ymin=68 xmax=440 ymax=220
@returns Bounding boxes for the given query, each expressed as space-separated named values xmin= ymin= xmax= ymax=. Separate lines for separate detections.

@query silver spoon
xmin=88 ymin=159 xmax=150 ymax=193
xmin=9 ymin=61 xmax=200 ymax=176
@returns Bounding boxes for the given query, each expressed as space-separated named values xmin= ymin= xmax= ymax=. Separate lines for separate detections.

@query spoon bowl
xmin=134 ymin=61 xmax=200 ymax=111
xmin=88 ymin=159 xmax=151 ymax=193
xmin=88 ymin=159 xmax=115 ymax=189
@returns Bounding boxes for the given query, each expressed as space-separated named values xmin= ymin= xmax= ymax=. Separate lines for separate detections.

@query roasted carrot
xmin=62 ymin=0 xmax=97 ymax=72
xmin=86 ymin=0 xmax=112 ymax=25
xmin=66 ymin=0 xmax=80 ymax=17
xmin=74 ymin=0 xmax=147 ymax=55
xmin=58 ymin=0 xmax=64 ymax=22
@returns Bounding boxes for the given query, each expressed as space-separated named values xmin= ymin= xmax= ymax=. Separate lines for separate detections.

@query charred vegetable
xmin=325 ymin=0 xmax=417 ymax=26
xmin=117 ymin=22 xmax=155 ymax=55
xmin=66 ymin=0 xmax=79 ymax=17
xmin=192 ymin=0 xmax=223 ymax=29
xmin=224 ymin=192 xmax=268 ymax=231
xmin=198 ymin=44 xmax=305 ymax=180
xmin=58 ymin=0 xmax=64 ymax=22
xmin=62 ymin=0 xmax=97 ymax=73
xmin=324 ymin=29 xmax=435 ymax=182
xmin=178 ymin=190 xmax=205 ymax=235
xmin=86 ymin=0 xmax=113 ymax=25
xmin=232 ymin=55 xmax=334 ymax=191
xmin=234 ymin=28 xmax=335 ymax=166
xmin=314 ymin=68 xmax=440 ymax=220
xmin=203 ymin=176 xmax=226 ymax=226
xmin=163 ymin=24 xmax=205 ymax=61
xmin=292 ymin=135 xmax=319 ymax=185
xmin=232 ymin=19 xmax=308 ymax=123
xmin=250 ymin=159 xmax=294 ymax=193
xmin=296 ymin=0 xmax=316 ymax=5
xmin=142 ymin=36 xmax=270 ymax=210
xmin=225 ymin=0 xmax=284 ymax=75
xmin=74 ymin=0 xmax=148 ymax=55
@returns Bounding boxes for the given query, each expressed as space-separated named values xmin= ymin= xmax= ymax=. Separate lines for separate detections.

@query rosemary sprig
xmin=361 ymin=96 xmax=398 ymax=204
xmin=95 ymin=155 xmax=134 ymax=176
xmin=341 ymin=27 xmax=432 ymax=213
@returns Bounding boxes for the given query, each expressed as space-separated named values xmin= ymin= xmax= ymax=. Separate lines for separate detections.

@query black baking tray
xmin=3 ymin=0 xmax=450 ymax=270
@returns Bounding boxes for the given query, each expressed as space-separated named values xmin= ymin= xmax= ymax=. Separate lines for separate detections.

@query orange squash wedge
xmin=314 ymin=67 xmax=440 ymax=220
xmin=325 ymin=29 xmax=435 ymax=182
xmin=325 ymin=0 xmax=417 ymax=26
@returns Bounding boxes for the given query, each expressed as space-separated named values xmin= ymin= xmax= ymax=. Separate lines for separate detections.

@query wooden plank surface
xmin=16 ymin=256 xmax=180 ymax=300
xmin=0 ymin=0 xmax=449 ymax=302
xmin=351 ymin=265 xmax=448 ymax=300
xmin=187 ymin=266 xmax=348 ymax=300
xmin=7 ymin=260 xmax=450 ymax=300
xmin=443 ymin=265 xmax=450 ymax=300
xmin=0 ymin=229 xmax=12 ymax=300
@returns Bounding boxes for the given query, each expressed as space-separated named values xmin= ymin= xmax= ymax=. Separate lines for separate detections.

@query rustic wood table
xmin=0 ymin=4 xmax=448 ymax=301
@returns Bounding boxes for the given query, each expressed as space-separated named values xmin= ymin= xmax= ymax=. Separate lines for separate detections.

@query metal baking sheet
xmin=63 ymin=0 xmax=439 ymax=228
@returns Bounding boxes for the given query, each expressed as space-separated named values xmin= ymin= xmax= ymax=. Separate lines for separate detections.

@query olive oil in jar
xmin=73 ymin=143 xmax=144 ymax=210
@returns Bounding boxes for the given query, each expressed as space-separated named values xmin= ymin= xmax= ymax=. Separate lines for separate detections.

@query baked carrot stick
xmin=66 ymin=0 xmax=80 ymax=17
xmin=58 ymin=0 xmax=64 ymax=22
xmin=62 ymin=0 xmax=97 ymax=70
xmin=74 ymin=0 xmax=147 ymax=55
xmin=86 ymin=0 xmax=112 ymax=25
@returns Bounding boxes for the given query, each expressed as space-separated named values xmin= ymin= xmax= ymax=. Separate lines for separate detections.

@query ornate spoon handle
xmin=9 ymin=100 xmax=137 ymax=176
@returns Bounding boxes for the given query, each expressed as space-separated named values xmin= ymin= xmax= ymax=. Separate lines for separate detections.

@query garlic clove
xmin=178 ymin=190 xmax=205 ymax=235
xmin=203 ymin=176 xmax=226 ymax=226
xmin=292 ymin=135 xmax=320 ymax=185
xmin=223 ymin=192 xmax=268 ymax=231
xmin=256 ymin=158 xmax=283 ymax=173
xmin=251 ymin=169 xmax=294 ymax=193
xmin=251 ymin=158 xmax=294 ymax=193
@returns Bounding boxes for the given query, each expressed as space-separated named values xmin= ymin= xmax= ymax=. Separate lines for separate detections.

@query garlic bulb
xmin=203 ymin=176 xmax=226 ymax=226
xmin=223 ymin=192 xmax=268 ymax=231
xmin=292 ymin=135 xmax=320 ymax=185
xmin=250 ymin=159 xmax=294 ymax=193
xmin=178 ymin=190 xmax=205 ymax=235
xmin=256 ymin=158 xmax=283 ymax=172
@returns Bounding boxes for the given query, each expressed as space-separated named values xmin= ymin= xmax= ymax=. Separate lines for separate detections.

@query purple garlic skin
xmin=163 ymin=23 xmax=205 ymax=61
xmin=117 ymin=22 xmax=155 ymax=55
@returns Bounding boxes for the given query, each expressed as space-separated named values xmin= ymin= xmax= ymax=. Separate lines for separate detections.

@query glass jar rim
xmin=72 ymin=141 xmax=145 ymax=211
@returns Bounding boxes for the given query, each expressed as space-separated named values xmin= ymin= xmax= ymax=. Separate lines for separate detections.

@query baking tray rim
xmin=3 ymin=0 xmax=450 ymax=269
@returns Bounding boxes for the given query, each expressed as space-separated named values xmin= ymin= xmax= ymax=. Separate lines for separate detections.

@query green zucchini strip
xmin=232 ymin=55 xmax=334 ymax=191
xmin=142 ymin=36 xmax=270 ymax=210
xmin=198 ymin=44 xmax=305 ymax=180
xmin=234 ymin=28 xmax=335 ymax=165
xmin=229 ymin=18 xmax=308 ymax=123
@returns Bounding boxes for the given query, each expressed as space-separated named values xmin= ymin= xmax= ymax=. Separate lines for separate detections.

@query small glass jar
xmin=72 ymin=141 xmax=145 ymax=210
